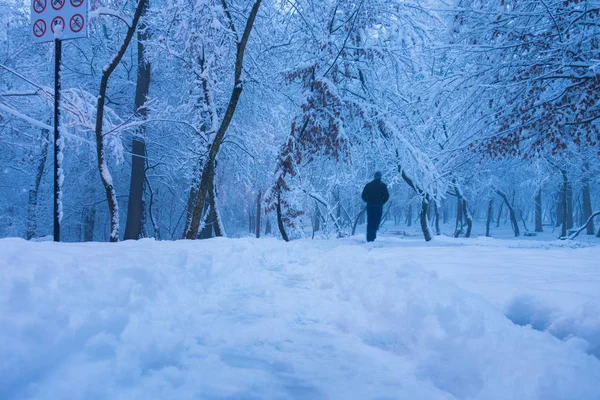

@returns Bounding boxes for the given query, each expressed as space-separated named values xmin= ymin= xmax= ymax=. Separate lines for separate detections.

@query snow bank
xmin=548 ymin=299 xmax=600 ymax=360
xmin=1 ymin=237 xmax=599 ymax=400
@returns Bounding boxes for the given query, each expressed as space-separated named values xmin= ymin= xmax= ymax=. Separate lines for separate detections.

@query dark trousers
xmin=366 ymin=205 xmax=383 ymax=242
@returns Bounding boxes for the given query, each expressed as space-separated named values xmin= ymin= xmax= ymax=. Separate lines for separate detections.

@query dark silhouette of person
xmin=361 ymin=171 xmax=389 ymax=242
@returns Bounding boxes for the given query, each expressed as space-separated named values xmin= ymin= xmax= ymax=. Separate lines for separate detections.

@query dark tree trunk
xmin=560 ymin=170 xmax=569 ymax=238
xmin=434 ymin=202 xmax=441 ymax=235
xmin=566 ymin=177 xmax=573 ymax=230
xmin=406 ymin=203 xmax=413 ymax=227
xmin=124 ymin=0 xmax=151 ymax=240
xmin=185 ymin=0 xmax=262 ymax=239
xmin=183 ymin=158 xmax=203 ymax=237
xmin=461 ymin=196 xmax=473 ymax=238
xmin=276 ymin=191 xmax=289 ymax=242
xmin=535 ymin=189 xmax=543 ymax=232
xmin=314 ymin=203 xmax=321 ymax=232
xmin=454 ymin=197 xmax=463 ymax=238
xmin=496 ymin=189 xmax=520 ymax=237
xmin=420 ymin=199 xmax=433 ymax=241
xmin=26 ymin=129 xmax=50 ymax=240
xmin=555 ymin=189 xmax=564 ymax=228
xmin=256 ymin=191 xmax=261 ymax=238
xmin=442 ymin=201 xmax=449 ymax=224
xmin=486 ymin=199 xmax=493 ymax=237
xmin=83 ymin=205 xmax=96 ymax=242
xmin=452 ymin=185 xmax=472 ymax=238
xmin=206 ymin=161 xmax=222 ymax=237
xmin=396 ymin=164 xmax=432 ymax=241
xmin=145 ymin=174 xmax=159 ymax=239
xmin=192 ymin=158 xmax=223 ymax=239
xmin=518 ymin=208 xmax=529 ymax=232
xmin=200 ymin=206 xmax=215 ymax=239
xmin=95 ymin=0 xmax=147 ymax=242
xmin=265 ymin=218 xmax=272 ymax=235
xmin=334 ymin=190 xmax=341 ymax=222
xmin=582 ymin=169 xmax=594 ymax=235
xmin=496 ymin=201 xmax=504 ymax=227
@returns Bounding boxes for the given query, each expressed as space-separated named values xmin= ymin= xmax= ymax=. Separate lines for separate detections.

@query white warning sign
xmin=30 ymin=0 xmax=87 ymax=42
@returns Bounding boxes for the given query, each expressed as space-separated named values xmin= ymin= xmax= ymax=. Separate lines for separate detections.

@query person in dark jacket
xmin=361 ymin=171 xmax=389 ymax=242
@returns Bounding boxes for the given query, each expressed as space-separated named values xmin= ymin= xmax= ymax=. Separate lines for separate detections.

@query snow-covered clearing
xmin=1 ymin=235 xmax=599 ymax=400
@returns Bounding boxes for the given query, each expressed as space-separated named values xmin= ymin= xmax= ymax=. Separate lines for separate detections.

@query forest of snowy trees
xmin=1 ymin=0 xmax=599 ymax=242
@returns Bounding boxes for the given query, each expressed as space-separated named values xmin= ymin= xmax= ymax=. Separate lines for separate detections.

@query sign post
xmin=53 ymin=38 xmax=61 ymax=242
xmin=31 ymin=0 xmax=87 ymax=242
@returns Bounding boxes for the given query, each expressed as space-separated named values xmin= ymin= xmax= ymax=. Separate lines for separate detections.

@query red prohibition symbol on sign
xmin=70 ymin=14 xmax=84 ymax=33
xmin=33 ymin=19 xmax=47 ymax=38
xmin=51 ymin=16 xmax=65 ymax=34
xmin=51 ymin=0 xmax=65 ymax=11
xmin=33 ymin=0 xmax=46 ymax=13
xmin=70 ymin=0 xmax=84 ymax=7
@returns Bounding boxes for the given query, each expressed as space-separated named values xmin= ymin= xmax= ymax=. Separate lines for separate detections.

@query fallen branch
xmin=566 ymin=211 xmax=600 ymax=240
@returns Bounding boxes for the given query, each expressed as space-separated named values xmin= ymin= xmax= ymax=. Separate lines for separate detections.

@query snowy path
xmin=1 ymin=236 xmax=599 ymax=400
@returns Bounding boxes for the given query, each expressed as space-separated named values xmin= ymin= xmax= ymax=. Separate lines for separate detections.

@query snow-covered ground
xmin=1 ymin=234 xmax=599 ymax=400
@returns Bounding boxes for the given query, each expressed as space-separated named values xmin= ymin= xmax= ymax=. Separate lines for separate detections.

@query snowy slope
xmin=1 ymin=236 xmax=599 ymax=400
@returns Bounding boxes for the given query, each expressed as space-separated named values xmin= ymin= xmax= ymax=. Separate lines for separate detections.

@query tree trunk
xmin=26 ymin=129 xmax=50 ymax=240
xmin=496 ymin=189 xmax=520 ymax=237
xmin=200 ymin=206 xmax=215 ymax=239
xmin=566 ymin=177 xmax=573 ymax=230
xmin=95 ymin=0 xmax=147 ymax=242
xmin=276 ymin=191 xmax=289 ymax=242
xmin=124 ymin=2 xmax=151 ymax=240
xmin=518 ymin=208 xmax=529 ymax=232
xmin=83 ymin=205 xmax=96 ymax=242
xmin=185 ymin=0 xmax=262 ymax=239
xmin=183 ymin=158 xmax=203 ymax=237
xmin=256 ymin=191 xmax=261 ymax=238
xmin=555 ymin=189 xmax=563 ymax=228
xmin=314 ymin=203 xmax=321 ymax=232
xmin=206 ymin=160 xmax=222 ymax=237
xmin=535 ymin=189 xmax=543 ymax=232
xmin=145 ymin=173 xmax=160 ymax=239
xmin=442 ymin=201 xmax=449 ymax=224
xmin=486 ymin=199 xmax=493 ymax=237
xmin=334 ymin=189 xmax=341 ymax=222
xmin=265 ymin=217 xmax=272 ymax=235
xmin=459 ymin=190 xmax=472 ymax=238
xmin=406 ymin=203 xmax=413 ymax=227
xmin=453 ymin=197 xmax=463 ymax=238
xmin=560 ymin=170 xmax=568 ymax=238
xmin=582 ymin=168 xmax=594 ymax=235
xmin=420 ymin=199 xmax=433 ymax=242
xmin=434 ymin=202 xmax=441 ymax=235
xmin=396 ymin=164 xmax=432 ymax=241
xmin=496 ymin=201 xmax=504 ymax=227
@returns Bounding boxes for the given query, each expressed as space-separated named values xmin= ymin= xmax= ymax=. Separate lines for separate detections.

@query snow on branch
xmin=0 ymin=102 xmax=53 ymax=131
xmin=566 ymin=211 xmax=600 ymax=240
xmin=90 ymin=7 xmax=132 ymax=28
